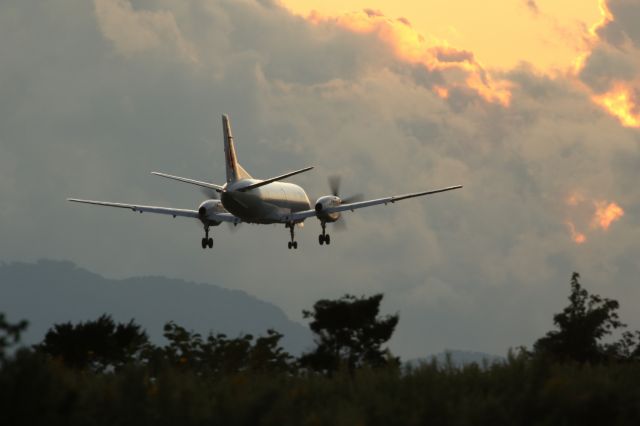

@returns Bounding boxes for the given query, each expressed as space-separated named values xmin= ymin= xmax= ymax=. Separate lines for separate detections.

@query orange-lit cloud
xmin=432 ymin=85 xmax=449 ymax=99
xmin=307 ymin=9 xmax=512 ymax=106
xmin=566 ymin=221 xmax=587 ymax=244
xmin=566 ymin=192 xmax=586 ymax=206
xmin=591 ymin=0 xmax=614 ymax=36
xmin=564 ymin=191 xmax=624 ymax=244
xmin=576 ymin=0 xmax=640 ymax=127
xmin=592 ymin=83 xmax=640 ymax=127
xmin=299 ymin=2 xmax=640 ymax=127
xmin=592 ymin=201 xmax=625 ymax=230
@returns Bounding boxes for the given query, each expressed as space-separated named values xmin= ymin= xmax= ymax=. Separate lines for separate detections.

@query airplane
xmin=68 ymin=115 xmax=462 ymax=250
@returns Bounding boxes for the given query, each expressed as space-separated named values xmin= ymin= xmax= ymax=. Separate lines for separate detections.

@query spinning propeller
xmin=328 ymin=175 xmax=363 ymax=230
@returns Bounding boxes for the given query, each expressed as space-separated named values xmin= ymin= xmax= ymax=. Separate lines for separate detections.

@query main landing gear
xmin=201 ymin=225 xmax=214 ymax=249
xmin=318 ymin=221 xmax=330 ymax=245
xmin=286 ymin=223 xmax=298 ymax=250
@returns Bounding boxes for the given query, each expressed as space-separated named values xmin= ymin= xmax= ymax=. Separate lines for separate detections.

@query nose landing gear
xmin=318 ymin=221 xmax=330 ymax=245
xmin=201 ymin=225 xmax=214 ymax=249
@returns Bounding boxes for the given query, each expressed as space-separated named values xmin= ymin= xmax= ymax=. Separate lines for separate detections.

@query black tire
xmin=288 ymin=242 xmax=292 ymax=249
xmin=326 ymin=234 xmax=331 ymax=245
xmin=207 ymin=238 xmax=214 ymax=248
xmin=293 ymin=241 xmax=298 ymax=249
xmin=319 ymin=235 xmax=324 ymax=245
xmin=201 ymin=238 xmax=207 ymax=249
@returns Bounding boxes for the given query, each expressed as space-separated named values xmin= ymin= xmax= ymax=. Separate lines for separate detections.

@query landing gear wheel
xmin=287 ymin=223 xmax=298 ymax=250
xmin=319 ymin=222 xmax=330 ymax=246
xmin=201 ymin=225 xmax=213 ymax=249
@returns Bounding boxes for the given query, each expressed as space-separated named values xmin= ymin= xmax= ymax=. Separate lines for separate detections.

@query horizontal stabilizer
xmin=151 ymin=172 xmax=224 ymax=192
xmin=238 ymin=166 xmax=314 ymax=192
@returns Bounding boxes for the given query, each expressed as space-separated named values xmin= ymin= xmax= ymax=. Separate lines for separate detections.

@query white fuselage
xmin=221 ymin=179 xmax=311 ymax=224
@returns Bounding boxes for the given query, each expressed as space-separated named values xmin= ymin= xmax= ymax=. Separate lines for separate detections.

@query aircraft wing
xmin=67 ymin=198 xmax=243 ymax=224
xmin=285 ymin=185 xmax=463 ymax=222
xmin=67 ymin=198 xmax=201 ymax=219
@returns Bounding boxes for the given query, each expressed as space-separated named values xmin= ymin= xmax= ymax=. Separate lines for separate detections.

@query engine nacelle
xmin=314 ymin=195 xmax=341 ymax=222
xmin=198 ymin=199 xmax=223 ymax=226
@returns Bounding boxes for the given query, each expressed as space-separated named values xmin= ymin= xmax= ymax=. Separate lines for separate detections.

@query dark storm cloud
xmin=1 ymin=0 xmax=639 ymax=358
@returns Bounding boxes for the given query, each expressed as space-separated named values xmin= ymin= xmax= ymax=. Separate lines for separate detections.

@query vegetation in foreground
xmin=1 ymin=273 xmax=639 ymax=425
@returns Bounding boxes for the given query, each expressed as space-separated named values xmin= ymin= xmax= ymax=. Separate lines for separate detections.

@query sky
xmin=1 ymin=0 xmax=639 ymax=359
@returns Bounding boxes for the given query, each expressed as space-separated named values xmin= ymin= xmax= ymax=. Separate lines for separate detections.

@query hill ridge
xmin=0 ymin=259 xmax=312 ymax=354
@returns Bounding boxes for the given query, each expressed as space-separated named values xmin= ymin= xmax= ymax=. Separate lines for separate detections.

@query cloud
xmin=307 ymin=9 xmax=512 ymax=106
xmin=0 ymin=0 xmax=639 ymax=359
xmin=577 ymin=0 xmax=640 ymax=127
xmin=594 ymin=0 xmax=640 ymax=48
xmin=94 ymin=0 xmax=198 ymax=64
xmin=524 ymin=0 xmax=540 ymax=15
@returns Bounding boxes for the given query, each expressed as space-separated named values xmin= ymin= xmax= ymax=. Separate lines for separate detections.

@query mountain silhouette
xmin=0 ymin=259 xmax=311 ymax=354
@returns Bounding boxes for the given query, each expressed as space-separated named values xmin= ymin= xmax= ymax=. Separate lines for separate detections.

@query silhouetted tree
xmin=157 ymin=322 xmax=294 ymax=376
xmin=533 ymin=272 xmax=630 ymax=363
xmin=606 ymin=330 xmax=640 ymax=362
xmin=300 ymin=294 xmax=399 ymax=374
xmin=37 ymin=314 xmax=148 ymax=371
xmin=0 ymin=313 xmax=28 ymax=364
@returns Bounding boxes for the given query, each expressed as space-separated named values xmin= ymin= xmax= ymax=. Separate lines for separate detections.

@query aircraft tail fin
xmin=222 ymin=114 xmax=252 ymax=183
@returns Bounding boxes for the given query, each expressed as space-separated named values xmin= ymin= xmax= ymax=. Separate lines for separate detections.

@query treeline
xmin=1 ymin=274 xmax=640 ymax=425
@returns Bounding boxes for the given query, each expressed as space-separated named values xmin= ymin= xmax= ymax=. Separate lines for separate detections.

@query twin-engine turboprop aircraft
xmin=69 ymin=115 xmax=462 ymax=249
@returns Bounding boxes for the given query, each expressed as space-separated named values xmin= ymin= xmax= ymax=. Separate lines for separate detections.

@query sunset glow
xmin=286 ymin=1 xmax=640 ymax=126
xmin=307 ymin=9 xmax=512 ymax=106
xmin=592 ymin=201 xmax=625 ymax=230
xmin=566 ymin=221 xmax=587 ymax=245
xmin=592 ymin=84 xmax=640 ymax=128
xmin=565 ymin=192 xmax=625 ymax=244
xmin=284 ymin=0 xmax=601 ymax=70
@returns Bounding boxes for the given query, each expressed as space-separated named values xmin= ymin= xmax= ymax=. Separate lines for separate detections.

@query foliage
xmin=1 ymin=279 xmax=640 ymax=424
xmin=533 ymin=272 xmax=640 ymax=363
xmin=0 ymin=313 xmax=28 ymax=364
xmin=36 ymin=314 xmax=149 ymax=372
xmin=149 ymin=322 xmax=295 ymax=376
xmin=300 ymin=294 xmax=399 ymax=374
xmin=1 ymin=348 xmax=640 ymax=426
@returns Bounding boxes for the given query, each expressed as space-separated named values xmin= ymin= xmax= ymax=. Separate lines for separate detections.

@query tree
xmin=300 ymin=294 xmax=399 ymax=374
xmin=0 ymin=313 xmax=28 ymax=364
xmin=533 ymin=272 xmax=630 ymax=363
xmin=157 ymin=322 xmax=294 ymax=376
xmin=37 ymin=314 xmax=148 ymax=371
